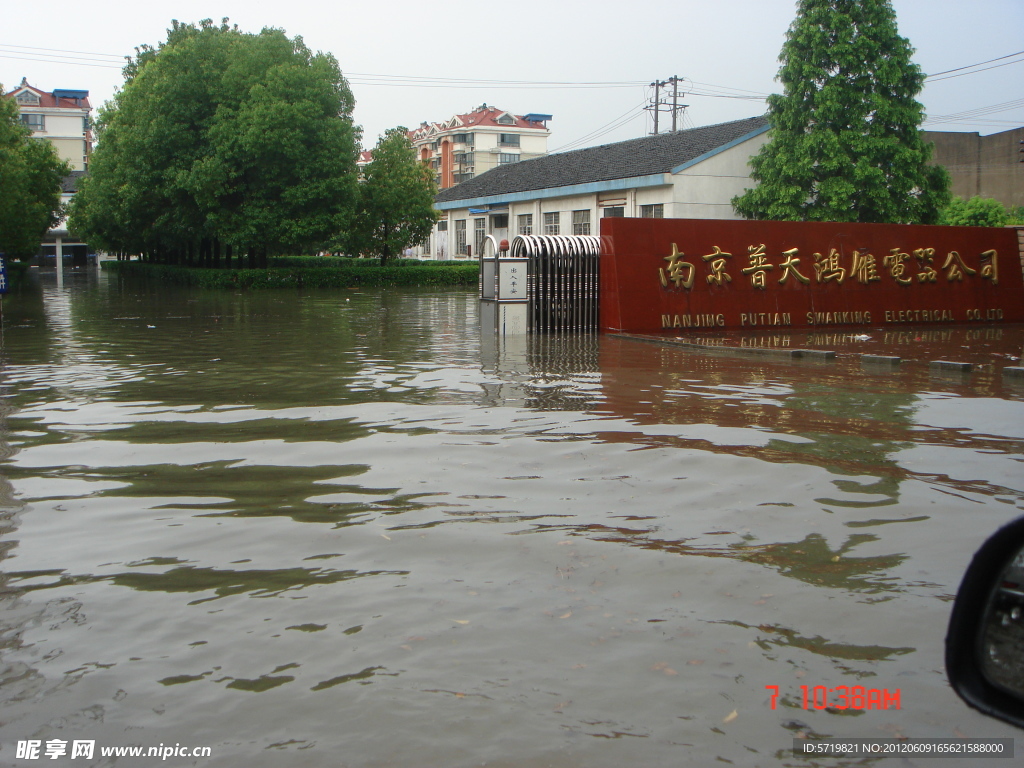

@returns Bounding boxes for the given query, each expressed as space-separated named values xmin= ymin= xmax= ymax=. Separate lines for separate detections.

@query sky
xmin=2 ymin=0 xmax=1022 ymax=153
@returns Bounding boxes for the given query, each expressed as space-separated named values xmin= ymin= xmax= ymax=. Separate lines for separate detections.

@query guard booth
xmin=480 ymin=234 xmax=601 ymax=335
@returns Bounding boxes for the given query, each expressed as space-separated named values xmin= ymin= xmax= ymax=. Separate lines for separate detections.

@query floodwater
xmin=1 ymin=268 xmax=1023 ymax=767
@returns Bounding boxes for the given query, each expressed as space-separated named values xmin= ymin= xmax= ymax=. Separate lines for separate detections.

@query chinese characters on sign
xmin=600 ymin=217 xmax=1021 ymax=334
xmin=17 ymin=740 xmax=95 ymax=760
xmin=658 ymin=243 xmax=999 ymax=292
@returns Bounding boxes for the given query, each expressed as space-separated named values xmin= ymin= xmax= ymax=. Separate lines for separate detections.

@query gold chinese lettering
xmin=702 ymin=246 xmax=733 ymax=286
xmin=850 ymin=250 xmax=881 ymax=284
xmin=942 ymin=251 xmax=976 ymax=281
xmin=914 ymin=248 xmax=937 ymax=283
xmin=980 ymin=249 xmax=998 ymax=285
xmin=778 ymin=248 xmax=810 ymax=285
xmin=883 ymin=249 xmax=912 ymax=285
xmin=659 ymin=243 xmax=695 ymax=289
xmin=742 ymin=244 xmax=773 ymax=290
xmin=813 ymin=249 xmax=846 ymax=283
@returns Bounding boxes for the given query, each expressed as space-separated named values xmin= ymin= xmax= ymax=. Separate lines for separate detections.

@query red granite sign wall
xmin=599 ymin=218 xmax=1023 ymax=333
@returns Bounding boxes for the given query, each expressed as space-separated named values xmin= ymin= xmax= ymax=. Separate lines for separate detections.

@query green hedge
xmin=101 ymin=260 xmax=480 ymax=289
xmin=266 ymin=256 xmax=472 ymax=269
xmin=3 ymin=259 xmax=32 ymax=289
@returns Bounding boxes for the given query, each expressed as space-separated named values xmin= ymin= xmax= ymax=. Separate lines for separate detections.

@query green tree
xmin=939 ymin=196 xmax=1010 ymax=227
xmin=70 ymin=19 xmax=359 ymax=265
xmin=352 ymin=127 xmax=438 ymax=265
xmin=733 ymin=0 xmax=949 ymax=224
xmin=0 ymin=88 xmax=70 ymax=259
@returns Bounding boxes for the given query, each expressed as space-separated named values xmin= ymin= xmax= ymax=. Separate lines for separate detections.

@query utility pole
xmin=648 ymin=76 xmax=688 ymax=134
xmin=670 ymin=75 xmax=679 ymax=132
xmin=648 ymin=79 xmax=666 ymax=134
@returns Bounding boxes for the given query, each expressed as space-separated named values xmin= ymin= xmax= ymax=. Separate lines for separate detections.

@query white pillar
xmin=56 ymin=236 xmax=64 ymax=288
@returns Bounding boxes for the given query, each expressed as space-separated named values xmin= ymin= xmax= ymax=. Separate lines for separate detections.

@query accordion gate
xmin=509 ymin=235 xmax=601 ymax=334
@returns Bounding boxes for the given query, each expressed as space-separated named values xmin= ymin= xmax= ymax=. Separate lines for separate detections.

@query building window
xmin=456 ymin=220 xmax=467 ymax=255
xmin=437 ymin=220 xmax=448 ymax=231
xmin=640 ymin=204 xmax=664 ymax=218
xmin=474 ymin=218 xmax=487 ymax=257
xmin=543 ymin=212 xmax=560 ymax=235
xmin=454 ymin=152 xmax=474 ymax=165
xmin=422 ymin=236 xmax=431 ymax=255
xmin=602 ymin=207 xmax=625 ymax=218
xmin=20 ymin=114 xmax=45 ymax=131
xmin=497 ymin=114 xmax=515 ymax=125
xmin=15 ymin=91 xmax=40 ymax=105
xmin=572 ymin=210 xmax=591 ymax=236
xmin=453 ymin=133 xmax=474 ymax=145
xmin=518 ymin=214 xmax=533 ymax=236
xmin=454 ymin=173 xmax=475 ymax=184
xmin=498 ymin=153 xmax=520 ymax=165
xmin=491 ymin=214 xmax=509 ymax=230
xmin=499 ymin=134 xmax=521 ymax=147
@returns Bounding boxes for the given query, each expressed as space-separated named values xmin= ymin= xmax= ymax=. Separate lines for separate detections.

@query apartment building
xmin=6 ymin=78 xmax=93 ymax=171
xmin=409 ymin=104 xmax=551 ymax=190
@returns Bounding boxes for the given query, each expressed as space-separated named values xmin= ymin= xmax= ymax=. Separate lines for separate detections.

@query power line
xmin=0 ymin=41 xmax=123 ymax=58
xmin=926 ymin=50 xmax=1024 ymax=78
xmin=926 ymin=56 xmax=1024 ymax=83
xmin=550 ymin=99 xmax=649 ymax=153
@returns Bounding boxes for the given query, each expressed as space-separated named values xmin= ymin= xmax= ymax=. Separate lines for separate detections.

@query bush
xmin=101 ymin=260 xmax=479 ymax=289
xmin=939 ymin=196 xmax=1010 ymax=227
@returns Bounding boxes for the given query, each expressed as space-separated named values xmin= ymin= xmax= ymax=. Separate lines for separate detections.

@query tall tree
xmin=70 ymin=19 xmax=359 ymax=263
xmin=352 ymin=128 xmax=438 ymax=265
xmin=0 ymin=88 xmax=70 ymax=259
xmin=733 ymin=0 xmax=949 ymax=224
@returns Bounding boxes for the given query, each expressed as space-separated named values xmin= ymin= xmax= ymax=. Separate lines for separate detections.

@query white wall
xmin=670 ymin=132 xmax=769 ymax=219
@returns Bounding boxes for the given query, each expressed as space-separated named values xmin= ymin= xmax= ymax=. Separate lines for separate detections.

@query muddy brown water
xmin=1 ymin=269 xmax=1022 ymax=766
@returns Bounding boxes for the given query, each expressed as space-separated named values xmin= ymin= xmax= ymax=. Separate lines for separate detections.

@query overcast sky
xmin=3 ymin=0 xmax=1022 ymax=152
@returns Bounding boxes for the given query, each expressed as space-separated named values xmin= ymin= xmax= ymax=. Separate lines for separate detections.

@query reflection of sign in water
xmin=601 ymin=218 xmax=1023 ymax=333
xmin=0 ymin=256 xmax=8 ymax=295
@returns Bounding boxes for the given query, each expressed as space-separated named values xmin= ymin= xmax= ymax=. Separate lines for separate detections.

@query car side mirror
xmin=946 ymin=516 xmax=1024 ymax=729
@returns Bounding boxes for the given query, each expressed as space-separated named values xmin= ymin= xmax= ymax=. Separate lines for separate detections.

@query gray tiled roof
xmin=436 ymin=116 xmax=767 ymax=204
xmin=61 ymin=170 xmax=87 ymax=193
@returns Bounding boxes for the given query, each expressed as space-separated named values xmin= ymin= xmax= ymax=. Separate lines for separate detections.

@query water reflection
xmin=0 ymin=270 xmax=1022 ymax=767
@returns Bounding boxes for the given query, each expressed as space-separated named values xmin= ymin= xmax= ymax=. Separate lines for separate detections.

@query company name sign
xmin=599 ymin=218 xmax=1021 ymax=333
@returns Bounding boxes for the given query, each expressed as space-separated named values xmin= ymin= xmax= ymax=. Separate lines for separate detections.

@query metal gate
xmin=509 ymin=235 xmax=601 ymax=334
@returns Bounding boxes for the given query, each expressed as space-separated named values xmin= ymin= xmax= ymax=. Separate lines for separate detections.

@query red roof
xmin=4 ymin=80 xmax=91 ymax=109
xmin=411 ymin=104 xmax=549 ymax=141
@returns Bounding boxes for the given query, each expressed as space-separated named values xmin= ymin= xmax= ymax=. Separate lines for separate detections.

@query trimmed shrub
xmin=101 ymin=260 xmax=479 ymax=289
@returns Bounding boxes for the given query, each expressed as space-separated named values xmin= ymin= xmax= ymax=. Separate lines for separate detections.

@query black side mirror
xmin=946 ymin=516 xmax=1024 ymax=729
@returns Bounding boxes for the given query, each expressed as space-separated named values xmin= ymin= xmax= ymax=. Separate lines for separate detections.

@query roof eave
xmin=435 ymin=173 xmax=671 ymax=211
xmin=669 ymin=123 xmax=770 ymax=175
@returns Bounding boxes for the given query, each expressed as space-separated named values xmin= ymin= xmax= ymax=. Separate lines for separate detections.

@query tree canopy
xmin=0 ymin=88 xmax=70 ymax=259
xmin=733 ymin=0 xmax=949 ymax=224
xmin=69 ymin=19 xmax=359 ymax=264
xmin=352 ymin=127 xmax=438 ymax=265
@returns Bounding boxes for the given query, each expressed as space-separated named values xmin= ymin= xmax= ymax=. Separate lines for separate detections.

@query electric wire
xmin=926 ymin=50 xmax=1024 ymax=78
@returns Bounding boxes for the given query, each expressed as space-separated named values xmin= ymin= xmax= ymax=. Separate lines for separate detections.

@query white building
xmin=4 ymin=79 xmax=94 ymax=265
xmin=421 ymin=116 xmax=769 ymax=260
xmin=6 ymin=78 xmax=92 ymax=171
xmin=409 ymin=104 xmax=551 ymax=190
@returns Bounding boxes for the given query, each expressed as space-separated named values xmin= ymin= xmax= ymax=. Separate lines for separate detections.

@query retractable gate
xmin=509 ymin=235 xmax=601 ymax=334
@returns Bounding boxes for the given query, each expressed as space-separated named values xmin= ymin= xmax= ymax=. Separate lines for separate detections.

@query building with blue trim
xmin=420 ymin=116 xmax=769 ymax=259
